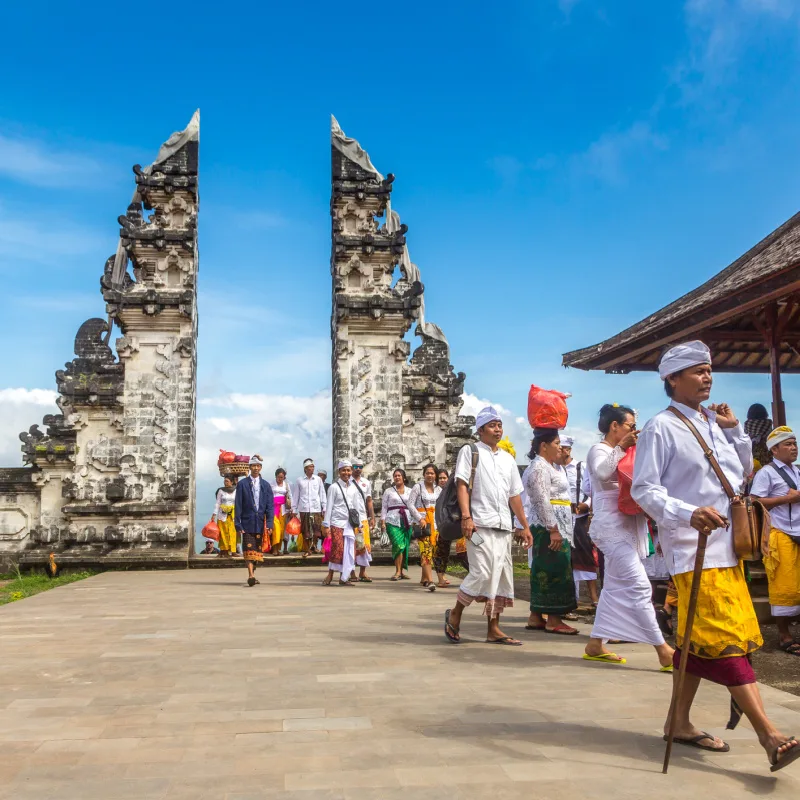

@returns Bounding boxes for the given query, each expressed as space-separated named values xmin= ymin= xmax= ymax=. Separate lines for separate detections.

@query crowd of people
xmin=201 ymin=337 xmax=800 ymax=772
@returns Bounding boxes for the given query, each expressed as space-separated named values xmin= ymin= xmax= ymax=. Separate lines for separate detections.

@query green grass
xmin=0 ymin=569 xmax=95 ymax=605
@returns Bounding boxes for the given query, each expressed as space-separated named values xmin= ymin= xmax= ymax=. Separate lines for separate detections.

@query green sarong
xmin=385 ymin=522 xmax=411 ymax=570
xmin=530 ymin=524 xmax=576 ymax=615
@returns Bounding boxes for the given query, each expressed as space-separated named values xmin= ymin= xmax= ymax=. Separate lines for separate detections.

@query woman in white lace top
xmin=525 ymin=429 xmax=578 ymax=635
xmin=583 ymin=404 xmax=674 ymax=670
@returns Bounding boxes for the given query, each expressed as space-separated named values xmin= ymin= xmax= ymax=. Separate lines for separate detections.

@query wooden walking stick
xmin=662 ymin=532 xmax=708 ymax=774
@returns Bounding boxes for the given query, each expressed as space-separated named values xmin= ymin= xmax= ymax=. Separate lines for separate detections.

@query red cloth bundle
xmin=617 ymin=446 xmax=642 ymax=515
xmin=527 ymin=385 xmax=570 ymax=430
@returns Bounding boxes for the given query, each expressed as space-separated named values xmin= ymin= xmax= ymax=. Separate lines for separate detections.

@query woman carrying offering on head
xmin=213 ymin=476 xmax=238 ymax=557
xmin=269 ymin=468 xmax=292 ymax=555
xmin=526 ymin=428 xmax=578 ymax=635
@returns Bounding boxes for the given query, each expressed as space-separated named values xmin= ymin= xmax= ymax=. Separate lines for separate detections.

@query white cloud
xmin=0 ymin=132 xmax=106 ymax=188
xmin=0 ymin=388 xmax=59 ymax=467
xmin=0 ymin=203 xmax=108 ymax=264
xmin=574 ymin=122 xmax=668 ymax=185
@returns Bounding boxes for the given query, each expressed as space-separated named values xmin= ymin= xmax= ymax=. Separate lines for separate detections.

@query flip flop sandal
xmin=247 ymin=577 xmax=256 ymax=587
xmin=662 ymin=732 xmax=730 ymax=752
xmin=656 ymin=608 xmax=674 ymax=636
xmin=338 ymin=580 xmax=354 ymax=586
xmin=659 ymin=664 xmax=674 ymax=673
xmin=390 ymin=575 xmax=400 ymax=582
xmin=780 ymin=642 xmax=800 ymax=656
xmin=359 ymin=577 xmax=373 ymax=583
xmin=564 ymin=612 xmax=579 ymax=621
xmin=582 ymin=653 xmax=627 ymax=664
xmin=771 ymin=737 xmax=800 ymax=772
xmin=399 ymin=574 xmax=410 ymax=580
xmin=525 ymin=624 xmax=547 ymax=631
xmin=444 ymin=609 xmax=460 ymax=644
xmin=427 ymin=584 xmax=436 ymax=592
xmin=546 ymin=625 xmax=579 ymax=635
xmin=486 ymin=637 xmax=523 ymax=646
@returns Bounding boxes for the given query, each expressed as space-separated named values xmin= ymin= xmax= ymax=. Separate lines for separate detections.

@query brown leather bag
xmin=667 ymin=406 xmax=770 ymax=562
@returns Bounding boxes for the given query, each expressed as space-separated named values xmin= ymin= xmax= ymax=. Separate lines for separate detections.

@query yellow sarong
xmin=218 ymin=506 xmax=236 ymax=554
xmin=416 ymin=507 xmax=437 ymax=565
xmin=272 ymin=513 xmax=286 ymax=547
xmin=357 ymin=521 xmax=372 ymax=554
xmin=763 ymin=527 xmax=800 ymax=609
xmin=674 ymin=563 xmax=762 ymax=659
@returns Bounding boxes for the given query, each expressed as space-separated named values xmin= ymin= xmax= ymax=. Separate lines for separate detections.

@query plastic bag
xmin=617 ymin=446 xmax=642 ymax=515
xmin=218 ymin=450 xmax=236 ymax=465
xmin=201 ymin=517 xmax=220 ymax=541
xmin=527 ymin=385 xmax=570 ymax=430
xmin=322 ymin=536 xmax=332 ymax=563
xmin=285 ymin=516 xmax=301 ymax=537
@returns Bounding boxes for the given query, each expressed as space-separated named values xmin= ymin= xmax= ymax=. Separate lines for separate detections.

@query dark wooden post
xmin=767 ymin=303 xmax=787 ymax=426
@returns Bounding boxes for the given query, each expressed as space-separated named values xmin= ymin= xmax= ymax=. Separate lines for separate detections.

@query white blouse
xmin=380 ymin=486 xmax=423 ymax=529
xmin=214 ymin=488 xmax=236 ymax=522
xmin=270 ymin=480 xmax=292 ymax=516
xmin=408 ymin=482 xmax=441 ymax=511
xmin=525 ymin=456 xmax=573 ymax=543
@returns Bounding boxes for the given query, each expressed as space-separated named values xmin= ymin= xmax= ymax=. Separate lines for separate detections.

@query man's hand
xmin=369 ymin=516 xmax=376 ymax=529
xmin=321 ymin=526 xmax=329 ymax=537
xmin=576 ymin=502 xmax=590 ymax=515
xmin=461 ymin=516 xmax=477 ymax=539
xmin=709 ymin=403 xmax=738 ymax=429
xmin=689 ymin=506 xmax=728 ymax=535
xmin=786 ymin=489 xmax=800 ymax=505
xmin=548 ymin=526 xmax=563 ymax=551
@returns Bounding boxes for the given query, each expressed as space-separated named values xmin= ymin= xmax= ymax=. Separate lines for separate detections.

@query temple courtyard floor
xmin=3 ymin=567 xmax=800 ymax=799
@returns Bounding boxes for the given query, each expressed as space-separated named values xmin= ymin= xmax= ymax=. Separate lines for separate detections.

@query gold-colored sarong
xmin=674 ymin=564 xmax=762 ymax=659
xmin=763 ymin=527 xmax=800 ymax=609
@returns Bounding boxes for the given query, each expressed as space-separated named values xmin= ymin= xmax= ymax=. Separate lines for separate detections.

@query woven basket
xmin=219 ymin=462 xmax=251 ymax=477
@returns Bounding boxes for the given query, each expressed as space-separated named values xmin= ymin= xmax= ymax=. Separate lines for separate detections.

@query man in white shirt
xmin=444 ymin=406 xmax=533 ymax=646
xmin=293 ymin=458 xmax=327 ymax=556
xmin=632 ymin=341 xmax=799 ymax=770
xmin=751 ymin=426 xmax=800 ymax=654
xmin=350 ymin=459 xmax=375 ymax=582
xmin=559 ymin=435 xmax=598 ymax=606
xmin=322 ymin=460 xmax=367 ymax=586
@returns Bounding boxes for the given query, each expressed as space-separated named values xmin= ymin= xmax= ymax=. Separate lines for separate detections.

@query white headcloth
xmin=560 ymin=435 xmax=574 ymax=448
xmin=249 ymin=455 xmax=263 ymax=465
xmin=767 ymin=426 xmax=796 ymax=450
xmin=303 ymin=458 xmax=314 ymax=468
xmin=337 ymin=459 xmax=353 ymax=470
xmin=476 ymin=406 xmax=502 ymax=429
xmin=658 ymin=340 xmax=712 ymax=380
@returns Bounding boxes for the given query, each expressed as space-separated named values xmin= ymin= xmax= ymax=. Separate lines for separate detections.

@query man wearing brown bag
xmin=632 ymin=340 xmax=799 ymax=772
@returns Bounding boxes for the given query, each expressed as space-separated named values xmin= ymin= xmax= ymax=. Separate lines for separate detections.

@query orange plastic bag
xmin=285 ymin=516 xmax=301 ymax=537
xmin=527 ymin=385 xmax=570 ymax=430
xmin=201 ymin=517 xmax=220 ymax=541
xmin=617 ymin=446 xmax=642 ymax=515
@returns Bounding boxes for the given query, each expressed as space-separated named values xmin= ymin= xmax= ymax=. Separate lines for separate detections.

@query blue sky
xmin=2 ymin=0 xmax=800 ymax=533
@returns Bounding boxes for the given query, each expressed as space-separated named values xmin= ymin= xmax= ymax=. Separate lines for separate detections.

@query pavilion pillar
xmin=767 ymin=303 xmax=787 ymax=426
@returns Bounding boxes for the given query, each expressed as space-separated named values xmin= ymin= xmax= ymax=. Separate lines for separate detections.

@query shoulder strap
xmin=666 ymin=406 xmax=735 ymax=499
xmin=468 ymin=443 xmax=479 ymax=495
xmin=575 ymin=462 xmax=582 ymax=505
xmin=768 ymin=462 xmax=798 ymax=491
xmin=338 ymin=481 xmax=354 ymax=513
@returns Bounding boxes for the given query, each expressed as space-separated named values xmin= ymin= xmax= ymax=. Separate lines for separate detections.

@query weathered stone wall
xmin=331 ymin=120 xmax=473 ymax=502
xmin=0 ymin=114 xmax=199 ymax=569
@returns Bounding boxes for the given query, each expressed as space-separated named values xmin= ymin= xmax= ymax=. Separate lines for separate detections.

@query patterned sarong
xmin=529 ymin=524 xmax=576 ymax=615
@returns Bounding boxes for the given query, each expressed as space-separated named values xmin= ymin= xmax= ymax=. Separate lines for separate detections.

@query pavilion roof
xmin=562 ymin=210 xmax=800 ymax=374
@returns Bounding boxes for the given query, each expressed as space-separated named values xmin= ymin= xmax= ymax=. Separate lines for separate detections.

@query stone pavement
xmin=3 ymin=567 xmax=800 ymax=800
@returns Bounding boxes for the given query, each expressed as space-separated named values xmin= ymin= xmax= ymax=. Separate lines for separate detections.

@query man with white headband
xmin=292 ymin=458 xmax=327 ymax=556
xmin=322 ymin=459 xmax=367 ymax=586
xmin=444 ymin=406 xmax=533 ymax=646
xmin=558 ymin=434 xmax=598 ymax=607
xmin=234 ymin=455 xmax=274 ymax=587
xmin=633 ymin=341 xmax=799 ymax=770
xmin=751 ymin=426 xmax=800 ymax=655
xmin=350 ymin=458 xmax=375 ymax=582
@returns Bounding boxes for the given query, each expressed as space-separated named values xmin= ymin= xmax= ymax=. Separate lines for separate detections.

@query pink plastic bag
xmin=322 ymin=536 xmax=332 ymax=563
xmin=617 ymin=446 xmax=642 ymax=515
xmin=527 ymin=384 xmax=570 ymax=430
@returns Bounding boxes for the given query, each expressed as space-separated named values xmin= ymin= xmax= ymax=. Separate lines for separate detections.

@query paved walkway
xmin=3 ymin=567 xmax=800 ymax=799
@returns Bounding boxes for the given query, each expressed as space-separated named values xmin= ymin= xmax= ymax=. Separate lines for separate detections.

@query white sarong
xmin=456 ymin=527 xmax=514 ymax=617
xmin=329 ymin=527 xmax=356 ymax=578
xmin=590 ymin=535 xmax=665 ymax=645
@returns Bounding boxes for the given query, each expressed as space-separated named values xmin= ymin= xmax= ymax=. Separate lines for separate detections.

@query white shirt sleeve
xmin=355 ymin=488 xmax=368 ymax=524
xmin=631 ymin=423 xmax=697 ymax=526
xmin=408 ymin=483 xmax=421 ymax=507
xmin=318 ymin=477 xmax=327 ymax=512
xmin=508 ymin=459 xmax=524 ymax=498
xmin=213 ymin=489 xmax=222 ymax=519
xmin=380 ymin=489 xmax=390 ymax=522
xmin=526 ymin=461 xmax=557 ymax=529
xmin=580 ymin=468 xmax=592 ymax=509
xmin=750 ymin=466 xmax=774 ymax=498
xmin=323 ymin=484 xmax=335 ymax=528
xmin=454 ymin=444 xmax=473 ymax=484
xmin=722 ymin=422 xmax=754 ymax=477
xmin=589 ymin=444 xmax=625 ymax=482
